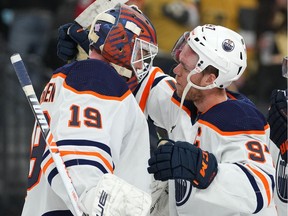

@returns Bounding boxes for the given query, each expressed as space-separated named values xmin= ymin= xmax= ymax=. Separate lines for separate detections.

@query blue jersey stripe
xmin=235 ymin=163 xmax=264 ymax=213
xmin=151 ymin=76 xmax=166 ymax=89
xmin=57 ymin=139 xmax=111 ymax=155
xmin=47 ymin=159 xmax=109 ymax=185
xmin=42 ymin=139 xmax=112 ymax=165
xmin=42 ymin=210 xmax=73 ymax=216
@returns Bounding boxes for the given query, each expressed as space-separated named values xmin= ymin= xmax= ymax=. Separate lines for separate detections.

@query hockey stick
xmin=75 ymin=0 xmax=128 ymax=29
xmin=10 ymin=53 xmax=86 ymax=216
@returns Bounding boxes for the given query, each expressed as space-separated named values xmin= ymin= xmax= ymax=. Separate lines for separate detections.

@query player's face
xmin=132 ymin=49 xmax=150 ymax=70
xmin=173 ymin=44 xmax=203 ymax=101
xmin=131 ymin=38 xmax=158 ymax=81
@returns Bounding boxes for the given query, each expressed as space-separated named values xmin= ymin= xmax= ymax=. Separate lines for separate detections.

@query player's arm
xmin=57 ymin=22 xmax=89 ymax=62
xmin=134 ymin=67 xmax=195 ymax=136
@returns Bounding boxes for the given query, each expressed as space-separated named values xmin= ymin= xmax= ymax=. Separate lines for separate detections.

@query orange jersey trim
xmin=46 ymin=133 xmax=58 ymax=153
xmin=198 ymin=119 xmax=269 ymax=136
xmin=27 ymin=170 xmax=43 ymax=191
xmin=52 ymin=73 xmax=66 ymax=79
xmin=52 ymin=72 xmax=131 ymax=101
xmin=246 ymin=164 xmax=272 ymax=205
xmin=139 ymin=67 xmax=163 ymax=112
xmin=42 ymin=150 xmax=114 ymax=174
xmin=171 ymin=97 xmax=191 ymax=116
xmin=226 ymin=91 xmax=237 ymax=100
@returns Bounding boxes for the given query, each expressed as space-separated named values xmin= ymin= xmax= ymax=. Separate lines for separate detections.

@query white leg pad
xmin=80 ymin=173 xmax=151 ymax=216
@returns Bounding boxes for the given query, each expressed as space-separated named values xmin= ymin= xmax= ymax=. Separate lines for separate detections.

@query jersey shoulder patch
xmin=54 ymin=59 xmax=129 ymax=97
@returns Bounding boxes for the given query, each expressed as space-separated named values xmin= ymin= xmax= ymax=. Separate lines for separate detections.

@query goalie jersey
xmin=135 ymin=66 xmax=276 ymax=216
xmin=21 ymin=59 xmax=151 ymax=215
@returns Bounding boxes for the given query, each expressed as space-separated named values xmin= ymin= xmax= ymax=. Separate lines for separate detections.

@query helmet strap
xmin=110 ymin=63 xmax=133 ymax=79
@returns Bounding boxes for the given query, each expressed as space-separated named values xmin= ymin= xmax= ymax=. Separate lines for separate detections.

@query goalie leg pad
xmin=150 ymin=179 xmax=169 ymax=216
xmin=80 ymin=173 xmax=151 ymax=216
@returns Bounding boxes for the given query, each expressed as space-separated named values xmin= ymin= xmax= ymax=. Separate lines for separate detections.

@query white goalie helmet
xmin=172 ymin=24 xmax=247 ymax=90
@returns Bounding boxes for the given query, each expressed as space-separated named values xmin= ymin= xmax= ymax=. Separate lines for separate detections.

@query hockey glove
xmin=57 ymin=22 xmax=89 ymax=62
xmin=148 ymin=140 xmax=218 ymax=189
xmin=267 ymin=89 xmax=288 ymax=163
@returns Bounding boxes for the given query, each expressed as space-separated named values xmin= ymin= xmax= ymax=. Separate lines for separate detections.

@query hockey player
xmin=267 ymin=57 xmax=288 ymax=216
xmin=147 ymin=25 xmax=277 ymax=215
xmin=56 ymin=16 xmax=277 ymax=216
xmin=21 ymin=4 xmax=158 ymax=216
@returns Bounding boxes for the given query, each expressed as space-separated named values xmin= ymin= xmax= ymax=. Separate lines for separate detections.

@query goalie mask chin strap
xmin=110 ymin=62 xmax=133 ymax=79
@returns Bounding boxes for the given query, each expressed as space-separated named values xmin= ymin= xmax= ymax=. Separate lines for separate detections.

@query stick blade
xmin=75 ymin=0 xmax=128 ymax=28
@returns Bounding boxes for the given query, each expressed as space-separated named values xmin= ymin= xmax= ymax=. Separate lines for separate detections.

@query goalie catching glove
xmin=267 ymin=89 xmax=288 ymax=163
xmin=57 ymin=22 xmax=89 ymax=61
xmin=79 ymin=173 xmax=151 ymax=216
xmin=148 ymin=139 xmax=218 ymax=189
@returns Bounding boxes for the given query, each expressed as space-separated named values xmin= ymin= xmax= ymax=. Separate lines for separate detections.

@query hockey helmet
xmin=171 ymin=24 xmax=247 ymax=90
xmin=88 ymin=3 xmax=158 ymax=81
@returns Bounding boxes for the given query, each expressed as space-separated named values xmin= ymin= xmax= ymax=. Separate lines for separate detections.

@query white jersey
xmin=21 ymin=59 xmax=151 ymax=216
xmin=135 ymin=66 xmax=277 ymax=216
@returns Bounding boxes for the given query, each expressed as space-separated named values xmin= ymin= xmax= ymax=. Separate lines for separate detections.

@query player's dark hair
xmin=203 ymin=65 xmax=219 ymax=77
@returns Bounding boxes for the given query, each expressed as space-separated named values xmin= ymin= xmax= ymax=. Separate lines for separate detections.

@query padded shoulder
xmin=54 ymin=59 xmax=129 ymax=97
xmin=199 ymin=99 xmax=267 ymax=132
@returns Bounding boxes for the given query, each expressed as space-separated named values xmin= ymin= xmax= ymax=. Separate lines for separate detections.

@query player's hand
xmin=57 ymin=22 xmax=89 ymax=62
xmin=267 ymin=89 xmax=288 ymax=163
xmin=148 ymin=139 xmax=218 ymax=189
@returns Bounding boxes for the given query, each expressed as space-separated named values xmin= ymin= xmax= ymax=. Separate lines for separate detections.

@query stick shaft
xmin=10 ymin=53 xmax=84 ymax=216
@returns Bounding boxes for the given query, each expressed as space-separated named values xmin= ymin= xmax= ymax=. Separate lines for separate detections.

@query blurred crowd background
xmin=0 ymin=0 xmax=287 ymax=215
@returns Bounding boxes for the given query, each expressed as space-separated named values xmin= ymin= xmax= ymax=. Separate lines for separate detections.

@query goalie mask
xmin=171 ymin=24 xmax=247 ymax=90
xmin=88 ymin=3 xmax=158 ymax=82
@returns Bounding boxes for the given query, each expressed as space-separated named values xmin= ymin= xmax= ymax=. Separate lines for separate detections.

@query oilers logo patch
xmin=276 ymin=154 xmax=288 ymax=203
xmin=175 ymin=179 xmax=193 ymax=206
xmin=222 ymin=39 xmax=235 ymax=52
